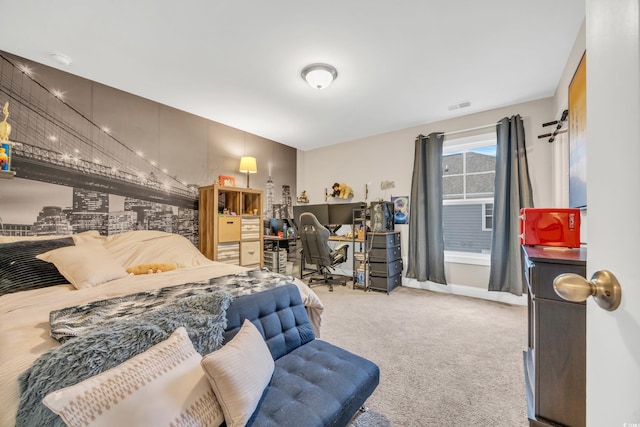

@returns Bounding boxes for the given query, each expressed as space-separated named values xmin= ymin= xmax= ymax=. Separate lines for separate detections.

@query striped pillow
xmin=43 ymin=327 xmax=224 ymax=427
xmin=0 ymin=237 xmax=74 ymax=296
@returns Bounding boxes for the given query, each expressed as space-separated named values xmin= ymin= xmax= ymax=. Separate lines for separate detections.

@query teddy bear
xmin=331 ymin=182 xmax=354 ymax=199
xmin=297 ymin=190 xmax=309 ymax=203
xmin=126 ymin=263 xmax=178 ymax=275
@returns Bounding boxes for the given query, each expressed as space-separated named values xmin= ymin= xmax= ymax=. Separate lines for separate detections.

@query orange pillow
xmin=126 ymin=263 xmax=177 ymax=275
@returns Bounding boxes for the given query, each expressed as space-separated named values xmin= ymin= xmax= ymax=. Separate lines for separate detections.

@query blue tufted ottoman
xmin=223 ymin=284 xmax=380 ymax=427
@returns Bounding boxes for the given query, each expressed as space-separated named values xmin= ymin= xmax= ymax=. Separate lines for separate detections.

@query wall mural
xmin=0 ymin=51 xmax=297 ymax=244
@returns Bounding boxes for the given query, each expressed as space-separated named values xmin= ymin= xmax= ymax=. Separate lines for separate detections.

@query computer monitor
xmin=328 ymin=202 xmax=362 ymax=227
xmin=268 ymin=218 xmax=284 ymax=234
xmin=292 ymin=204 xmax=330 ymax=228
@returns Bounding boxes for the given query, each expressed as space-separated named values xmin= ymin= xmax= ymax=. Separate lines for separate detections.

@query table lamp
xmin=239 ymin=156 xmax=257 ymax=188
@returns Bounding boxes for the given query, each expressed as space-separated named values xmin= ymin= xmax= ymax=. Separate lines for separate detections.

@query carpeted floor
xmin=312 ymin=281 xmax=529 ymax=427
xmin=349 ymin=409 xmax=393 ymax=427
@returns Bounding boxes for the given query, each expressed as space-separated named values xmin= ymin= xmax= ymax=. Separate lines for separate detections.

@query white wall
xmin=296 ymin=22 xmax=587 ymax=304
xmin=299 ymin=97 xmax=555 ymax=210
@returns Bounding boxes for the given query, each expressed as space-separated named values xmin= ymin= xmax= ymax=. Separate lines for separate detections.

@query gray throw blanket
xmin=50 ymin=268 xmax=295 ymax=342
xmin=15 ymin=291 xmax=233 ymax=427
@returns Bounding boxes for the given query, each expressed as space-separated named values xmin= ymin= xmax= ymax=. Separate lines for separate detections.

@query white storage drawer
xmin=217 ymin=242 xmax=240 ymax=264
xmin=264 ymin=249 xmax=287 ymax=273
xmin=241 ymin=240 xmax=261 ymax=266
xmin=241 ymin=216 xmax=261 ymax=240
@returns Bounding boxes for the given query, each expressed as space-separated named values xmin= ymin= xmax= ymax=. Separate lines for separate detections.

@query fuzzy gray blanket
xmin=50 ymin=268 xmax=295 ymax=342
xmin=15 ymin=291 xmax=233 ymax=427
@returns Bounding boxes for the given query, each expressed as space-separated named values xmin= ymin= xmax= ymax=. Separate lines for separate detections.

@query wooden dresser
xmin=199 ymin=184 xmax=263 ymax=268
xmin=522 ymin=246 xmax=586 ymax=427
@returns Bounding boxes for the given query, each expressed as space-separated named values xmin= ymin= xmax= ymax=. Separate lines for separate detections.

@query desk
xmin=328 ymin=235 xmax=364 ymax=243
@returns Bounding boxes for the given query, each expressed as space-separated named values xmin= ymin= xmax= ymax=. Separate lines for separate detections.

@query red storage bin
xmin=519 ymin=208 xmax=581 ymax=248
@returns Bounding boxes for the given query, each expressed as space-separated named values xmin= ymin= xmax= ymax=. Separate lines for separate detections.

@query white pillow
xmin=0 ymin=230 xmax=102 ymax=244
xmin=36 ymin=243 xmax=128 ymax=289
xmin=71 ymin=230 xmax=106 ymax=246
xmin=201 ymin=319 xmax=275 ymax=427
xmin=103 ymin=230 xmax=214 ymax=268
xmin=43 ymin=327 xmax=224 ymax=427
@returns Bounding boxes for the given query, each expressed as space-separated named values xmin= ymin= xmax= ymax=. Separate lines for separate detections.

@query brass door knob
xmin=553 ymin=270 xmax=622 ymax=311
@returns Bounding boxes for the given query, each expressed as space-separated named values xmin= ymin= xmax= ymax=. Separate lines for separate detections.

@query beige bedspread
xmin=0 ymin=263 xmax=323 ymax=426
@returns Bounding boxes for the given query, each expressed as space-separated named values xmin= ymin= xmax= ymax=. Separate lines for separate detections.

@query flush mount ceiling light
xmin=301 ymin=63 xmax=338 ymax=89
xmin=51 ymin=52 xmax=72 ymax=66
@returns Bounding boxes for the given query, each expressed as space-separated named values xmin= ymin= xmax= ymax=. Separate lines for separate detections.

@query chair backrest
xmin=223 ymin=284 xmax=315 ymax=361
xmin=299 ymin=212 xmax=332 ymax=268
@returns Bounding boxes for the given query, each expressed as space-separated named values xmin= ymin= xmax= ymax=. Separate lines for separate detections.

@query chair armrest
xmin=331 ymin=244 xmax=349 ymax=265
xmin=333 ymin=243 xmax=350 ymax=251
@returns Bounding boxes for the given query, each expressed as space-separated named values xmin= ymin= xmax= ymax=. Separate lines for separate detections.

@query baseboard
xmin=402 ymin=278 xmax=527 ymax=306
xmin=328 ymin=266 xmax=527 ymax=305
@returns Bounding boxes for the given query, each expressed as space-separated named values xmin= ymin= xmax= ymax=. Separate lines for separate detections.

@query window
xmin=482 ymin=202 xmax=493 ymax=231
xmin=442 ymin=134 xmax=496 ymax=256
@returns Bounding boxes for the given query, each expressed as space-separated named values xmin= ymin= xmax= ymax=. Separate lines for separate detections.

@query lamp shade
xmin=301 ymin=64 xmax=338 ymax=89
xmin=239 ymin=156 xmax=257 ymax=173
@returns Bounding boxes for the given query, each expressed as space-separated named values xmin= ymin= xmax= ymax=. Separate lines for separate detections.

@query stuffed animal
xmin=331 ymin=182 xmax=354 ymax=199
xmin=126 ymin=263 xmax=178 ymax=275
xmin=297 ymin=190 xmax=309 ymax=204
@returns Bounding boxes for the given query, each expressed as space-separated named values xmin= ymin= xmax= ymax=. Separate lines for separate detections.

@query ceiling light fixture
xmin=51 ymin=53 xmax=72 ymax=66
xmin=301 ymin=63 xmax=338 ymax=89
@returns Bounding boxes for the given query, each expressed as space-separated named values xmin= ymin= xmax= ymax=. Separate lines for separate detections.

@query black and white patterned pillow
xmin=0 ymin=237 xmax=74 ymax=296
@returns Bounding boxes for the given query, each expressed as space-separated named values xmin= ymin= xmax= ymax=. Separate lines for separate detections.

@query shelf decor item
xmin=219 ymin=175 xmax=236 ymax=187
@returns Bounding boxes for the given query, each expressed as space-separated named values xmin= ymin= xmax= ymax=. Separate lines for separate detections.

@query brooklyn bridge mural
xmin=0 ymin=51 xmax=297 ymax=244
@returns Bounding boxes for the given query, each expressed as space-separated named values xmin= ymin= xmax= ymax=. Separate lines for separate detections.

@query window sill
xmin=444 ymin=251 xmax=491 ymax=266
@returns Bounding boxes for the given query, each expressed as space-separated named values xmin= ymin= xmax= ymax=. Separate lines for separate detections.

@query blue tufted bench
xmin=223 ymin=284 xmax=380 ymax=427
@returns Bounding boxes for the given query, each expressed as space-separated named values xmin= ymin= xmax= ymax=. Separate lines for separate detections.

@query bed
xmin=0 ymin=230 xmax=323 ymax=427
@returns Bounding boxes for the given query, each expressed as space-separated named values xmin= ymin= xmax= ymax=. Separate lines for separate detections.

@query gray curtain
xmin=406 ymin=133 xmax=447 ymax=285
xmin=488 ymin=115 xmax=534 ymax=295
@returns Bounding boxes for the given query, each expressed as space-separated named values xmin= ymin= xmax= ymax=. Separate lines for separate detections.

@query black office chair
xmin=299 ymin=212 xmax=349 ymax=291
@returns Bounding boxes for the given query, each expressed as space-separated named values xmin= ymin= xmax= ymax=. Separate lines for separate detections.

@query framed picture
xmin=219 ymin=175 xmax=235 ymax=187
xmin=568 ymin=53 xmax=587 ymax=208
xmin=391 ymin=196 xmax=409 ymax=224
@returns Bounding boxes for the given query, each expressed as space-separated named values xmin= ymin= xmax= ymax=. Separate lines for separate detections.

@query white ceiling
xmin=1 ymin=1 xmax=585 ymax=151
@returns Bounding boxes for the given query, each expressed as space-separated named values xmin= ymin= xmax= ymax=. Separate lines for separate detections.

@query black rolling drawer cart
xmin=367 ymin=231 xmax=402 ymax=293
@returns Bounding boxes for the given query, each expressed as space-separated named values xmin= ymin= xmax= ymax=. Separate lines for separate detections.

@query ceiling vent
xmin=448 ymin=100 xmax=471 ymax=111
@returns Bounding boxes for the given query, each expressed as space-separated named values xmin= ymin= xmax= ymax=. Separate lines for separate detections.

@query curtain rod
xmin=441 ymin=122 xmax=500 ymax=137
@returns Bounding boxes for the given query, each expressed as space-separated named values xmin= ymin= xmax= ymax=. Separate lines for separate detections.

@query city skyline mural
xmin=1 ymin=178 xmax=196 ymax=242
xmin=0 ymin=51 xmax=296 ymax=242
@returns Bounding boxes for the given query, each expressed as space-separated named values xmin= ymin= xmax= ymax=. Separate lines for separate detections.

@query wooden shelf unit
xmin=199 ymin=184 xmax=264 ymax=268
